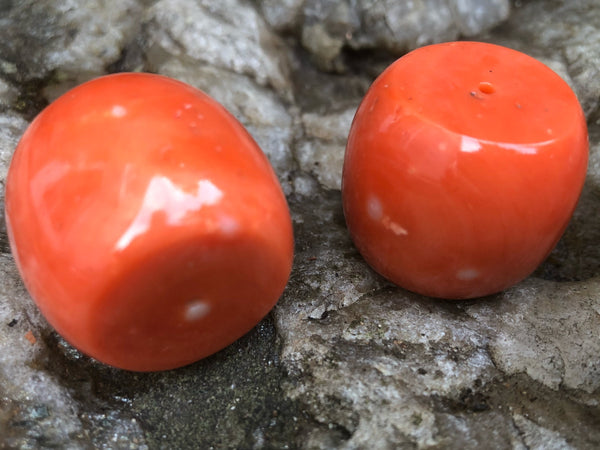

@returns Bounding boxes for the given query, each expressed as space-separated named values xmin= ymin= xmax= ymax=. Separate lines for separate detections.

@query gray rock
xmin=296 ymin=107 xmax=355 ymax=190
xmin=0 ymin=112 xmax=27 ymax=181
xmin=0 ymin=77 xmax=18 ymax=110
xmin=276 ymin=190 xmax=600 ymax=448
xmin=513 ymin=414 xmax=573 ymax=450
xmin=0 ymin=112 xmax=28 ymax=237
xmin=466 ymin=279 xmax=600 ymax=394
xmin=257 ymin=0 xmax=305 ymax=32
xmin=0 ymin=0 xmax=143 ymax=81
xmin=2 ymin=0 xmax=600 ymax=448
xmin=144 ymin=0 xmax=293 ymax=98
xmin=0 ymin=254 xmax=148 ymax=449
xmin=260 ymin=0 xmax=510 ymax=70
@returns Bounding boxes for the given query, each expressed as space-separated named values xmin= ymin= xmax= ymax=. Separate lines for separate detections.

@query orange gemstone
xmin=342 ymin=42 xmax=588 ymax=299
xmin=6 ymin=73 xmax=294 ymax=370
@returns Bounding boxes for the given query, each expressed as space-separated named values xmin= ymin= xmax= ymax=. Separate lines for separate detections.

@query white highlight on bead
xmin=457 ymin=268 xmax=480 ymax=281
xmin=461 ymin=136 xmax=539 ymax=155
xmin=111 ymin=105 xmax=127 ymax=117
xmin=184 ymin=300 xmax=211 ymax=321
xmin=116 ymin=177 xmax=223 ymax=250
xmin=497 ymin=143 xmax=537 ymax=155
xmin=461 ymin=136 xmax=482 ymax=153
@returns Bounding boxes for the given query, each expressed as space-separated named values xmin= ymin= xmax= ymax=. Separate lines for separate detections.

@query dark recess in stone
xmin=11 ymin=77 xmax=49 ymax=121
xmin=289 ymin=43 xmax=371 ymax=114
xmin=0 ymin=232 xmax=11 ymax=254
xmin=0 ymin=0 xmax=12 ymax=13
xmin=105 ymin=35 xmax=147 ymax=75
xmin=40 ymin=314 xmax=315 ymax=449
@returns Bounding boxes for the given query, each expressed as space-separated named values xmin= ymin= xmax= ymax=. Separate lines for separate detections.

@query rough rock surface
xmin=0 ymin=0 xmax=142 ymax=81
xmin=144 ymin=0 xmax=292 ymax=96
xmin=258 ymin=0 xmax=510 ymax=71
xmin=1 ymin=0 xmax=600 ymax=448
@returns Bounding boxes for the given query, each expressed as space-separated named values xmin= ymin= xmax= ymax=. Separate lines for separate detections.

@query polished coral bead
xmin=6 ymin=73 xmax=294 ymax=370
xmin=342 ymin=42 xmax=588 ymax=299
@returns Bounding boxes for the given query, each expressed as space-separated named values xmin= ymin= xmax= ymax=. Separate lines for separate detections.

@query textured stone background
xmin=1 ymin=0 xmax=599 ymax=448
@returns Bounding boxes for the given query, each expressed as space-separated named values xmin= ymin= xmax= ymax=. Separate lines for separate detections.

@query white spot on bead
xmin=457 ymin=268 xmax=480 ymax=280
xmin=220 ymin=215 xmax=239 ymax=235
xmin=184 ymin=300 xmax=210 ymax=321
xmin=111 ymin=105 xmax=127 ymax=117
xmin=366 ymin=195 xmax=408 ymax=236
xmin=367 ymin=195 xmax=383 ymax=221
xmin=382 ymin=216 xmax=408 ymax=236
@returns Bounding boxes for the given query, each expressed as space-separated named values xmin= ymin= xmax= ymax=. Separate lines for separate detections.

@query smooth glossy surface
xmin=6 ymin=73 xmax=294 ymax=371
xmin=342 ymin=42 xmax=588 ymax=299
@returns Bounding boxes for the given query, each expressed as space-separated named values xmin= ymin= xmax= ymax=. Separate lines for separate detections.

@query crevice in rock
xmin=41 ymin=315 xmax=313 ymax=449
xmin=9 ymin=76 xmax=50 ymax=121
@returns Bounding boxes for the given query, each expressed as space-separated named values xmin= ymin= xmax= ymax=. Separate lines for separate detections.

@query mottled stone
xmin=0 ymin=113 xmax=27 ymax=181
xmin=512 ymin=414 xmax=573 ymax=450
xmin=296 ymin=108 xmax=355 ymax=190
xmin=466 ymin=279 xmax=600 ymax=394
xmin=276 ymin=190 xmax=600 ymax=448
xmin=2 ymin=0 xmax=600 ymax=448
xmin=0 ymin=77 xmax=18 ymax=110
xmin=0 ymin=0 xmax=142 ymax=81
xmin=257 ymin=0 xmax=305 ymax=32
xmin=144 ymin=0 xmax=292 ymax=97
xmin=0 ymin=254 xmax=147 ymax=448
xmin=0 ymin=112 xmax=28 ymax=238
xmin=260 ymin=0 xmax=510 ymax=70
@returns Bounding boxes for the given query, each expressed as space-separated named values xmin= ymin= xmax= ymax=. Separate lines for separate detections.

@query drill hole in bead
xmin=478 ymin=82 xmax=495 ymax=94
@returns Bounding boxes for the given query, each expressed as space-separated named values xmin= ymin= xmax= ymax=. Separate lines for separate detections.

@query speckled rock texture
xmin=257 ymin=0 xmax=510 ymax=71
xmin=1 ymin=0 xmax=599 ymax=448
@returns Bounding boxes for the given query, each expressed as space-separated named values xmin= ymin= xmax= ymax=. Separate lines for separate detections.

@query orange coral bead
xmin=342 ymin=42 xmax=588 ymax=299
xmin=6 ymin=73 xmax=294 ymax=371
